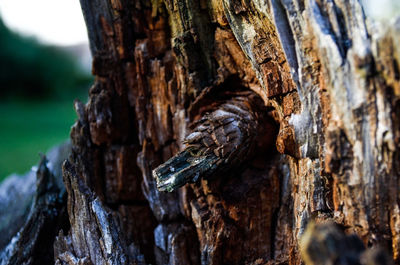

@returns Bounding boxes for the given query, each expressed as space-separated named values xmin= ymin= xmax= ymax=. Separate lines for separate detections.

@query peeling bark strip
xmin=153 ymin=91 xmax=268 ymax=192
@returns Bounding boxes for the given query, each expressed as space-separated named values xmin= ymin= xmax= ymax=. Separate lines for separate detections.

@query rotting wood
xmin=0 ymin=154 xmax=69 ymax=265
xmin=0 ymin=0 xmax=400 ymax=264
xmin=153 ymin=90 xmax=274 ymax=192
xmin=59 ymin=0 xmax=400 ymax=263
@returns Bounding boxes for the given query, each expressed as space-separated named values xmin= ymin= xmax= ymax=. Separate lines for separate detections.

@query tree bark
xmin=1 ymin=0 xmax=400 ymax=264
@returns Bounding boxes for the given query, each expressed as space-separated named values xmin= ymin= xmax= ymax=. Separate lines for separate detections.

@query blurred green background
xmin=0 ymin=17 xmax=92 ymax=181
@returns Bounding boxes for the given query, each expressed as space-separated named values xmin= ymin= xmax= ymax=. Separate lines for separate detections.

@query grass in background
xmin=0 ymin=99 xmax=79 ymax=182
xmin=0 ymin=16 xmax=92 ymax=183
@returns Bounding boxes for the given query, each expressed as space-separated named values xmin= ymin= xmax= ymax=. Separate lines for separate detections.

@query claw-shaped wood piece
xmin=153 ymin=92 xmax=264 ymax=192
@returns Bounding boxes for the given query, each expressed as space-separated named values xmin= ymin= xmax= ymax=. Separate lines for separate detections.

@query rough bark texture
xmin=60 ymin=0 xmax=400 ymax=264
xmin=154 ymin=90 xmax=275 ymax=192
xmin=1 ymin=0 xmax=400 ymax=264
xmin=0 ymin=143 xmax=70 ymax=265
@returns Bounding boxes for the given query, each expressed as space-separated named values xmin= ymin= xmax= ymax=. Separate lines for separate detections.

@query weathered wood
xmin=1 ymin=0 xmax=399 ymax=264
xmin=0 ymin=146 xmax=70 ymax=265
xmin=54 ymin=160 xmax=135 ymax=265
xmin=66 ymin=0 xmax=400 ymax=263
xmin=154 ymin=90 xmax=273 ymax=192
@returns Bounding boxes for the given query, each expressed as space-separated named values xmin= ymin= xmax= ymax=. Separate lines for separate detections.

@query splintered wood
xmin=153 ymin=91 xmax=268 ymax=192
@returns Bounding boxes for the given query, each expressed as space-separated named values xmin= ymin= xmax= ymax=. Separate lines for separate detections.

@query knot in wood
xmin=153 ymin=91 xmax=266 ymax=192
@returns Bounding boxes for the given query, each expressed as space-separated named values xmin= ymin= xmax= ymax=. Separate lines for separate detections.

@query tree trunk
xmin=2 ymin=0 xmax=400 ymax=264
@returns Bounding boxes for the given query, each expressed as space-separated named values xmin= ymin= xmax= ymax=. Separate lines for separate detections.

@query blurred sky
xmin=0 ymin=0 xmax=88 ymax=46
xmin=362 ymin=0 xmax=400 ymax=21
xmin=0 ymin=0 xmax=398 ymax=47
